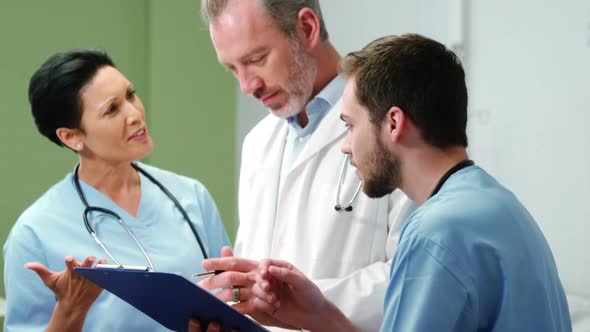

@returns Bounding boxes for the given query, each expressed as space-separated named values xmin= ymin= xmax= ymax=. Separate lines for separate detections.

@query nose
xmin=124 ymin=100 xmax=143 ymax=125
xmin=341 ymin=130 xmax=352 ymax=155
xmin=238 ymin=71 xmax=263 ymax=95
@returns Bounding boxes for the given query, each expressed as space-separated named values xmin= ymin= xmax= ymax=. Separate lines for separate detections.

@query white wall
xmin=467 ymin=0 xmax=590 ymax=295
xmin=236 ymin=0 xmax=590 ymax=327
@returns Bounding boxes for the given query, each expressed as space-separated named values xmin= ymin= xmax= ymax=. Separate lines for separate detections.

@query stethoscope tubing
xmin=73 ymin=163 xmax=209 ymax=271
xmin=335 ymin=154 xmax=362 ymax=212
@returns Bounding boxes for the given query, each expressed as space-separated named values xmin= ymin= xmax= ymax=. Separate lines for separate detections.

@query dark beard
xmin=363 ymin=137 xmax=402 ymax=198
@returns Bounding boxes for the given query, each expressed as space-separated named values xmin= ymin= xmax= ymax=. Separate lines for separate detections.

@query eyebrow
xmin=95 ymin=83 xmax=133 ymax=111
xmin=221 ymin=47 xmax=268 ymax=69
xmin=96 ymin=97 xmax=116 ymax=111
xmin=239 ymin=46 xmax=269 ymax=63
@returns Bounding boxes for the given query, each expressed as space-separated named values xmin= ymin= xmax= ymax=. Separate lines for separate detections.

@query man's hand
xmin=250 ymin=259 xmax=360 ymax=332
xmin=197 ymin=247 xmax=296 ymax=329
xmin=198 ymin=247 xmax=260 ymax=308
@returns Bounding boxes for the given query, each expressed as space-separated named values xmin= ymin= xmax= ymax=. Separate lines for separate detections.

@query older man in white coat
xmin=197 ymin=0 xmax=416 ymax=330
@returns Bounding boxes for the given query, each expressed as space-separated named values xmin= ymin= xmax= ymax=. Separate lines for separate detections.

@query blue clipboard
xmin=75 ymin=267 xmax=270 ymax=332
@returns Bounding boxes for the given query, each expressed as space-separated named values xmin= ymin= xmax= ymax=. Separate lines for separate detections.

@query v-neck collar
xmin=73 ymin=171 xmax=146 ymax=223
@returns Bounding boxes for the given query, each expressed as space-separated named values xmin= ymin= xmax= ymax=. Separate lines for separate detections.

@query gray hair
xmin=201 ymin=0 xmax=329 ymax=41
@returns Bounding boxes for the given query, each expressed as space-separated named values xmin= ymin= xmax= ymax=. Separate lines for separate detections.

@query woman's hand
xmin=25 ymin=255 xmax=107 ymax=332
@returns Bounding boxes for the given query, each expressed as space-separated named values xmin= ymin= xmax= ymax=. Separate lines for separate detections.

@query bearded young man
xmin=238 ymin=33 xmax=572 ymax=332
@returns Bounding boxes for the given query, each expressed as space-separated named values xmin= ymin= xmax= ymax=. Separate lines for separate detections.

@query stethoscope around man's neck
xmin=429 ymin=159 xmax=474 ymax=198
xmin=334 ymin=156 xmax=474 ymax=212
xmin=73 ymin=163 xmax=209 ymax=271
xmin=334 ymin=154 xmax=362 ymax=212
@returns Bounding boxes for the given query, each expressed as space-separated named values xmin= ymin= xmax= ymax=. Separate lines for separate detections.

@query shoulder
xmin=402 ymin=166 xmax=523 ymax=249
xmin=432 ymin=167 xmax=520 ymax=225
xmin=135 ymin=162 xmax=210 ymax=197
xmin=7 ymin=174 xmax=73 ymax=245
xmin=16 ymin=174 xmax=73 ymax=227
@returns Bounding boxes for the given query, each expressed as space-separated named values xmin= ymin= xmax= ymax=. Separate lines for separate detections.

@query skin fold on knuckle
xmin=229 ymin=258 xmax=240 ymax=270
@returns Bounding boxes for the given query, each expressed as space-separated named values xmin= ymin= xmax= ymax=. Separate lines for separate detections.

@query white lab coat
xmin=235 ymin=98 xmax=416 ymax=332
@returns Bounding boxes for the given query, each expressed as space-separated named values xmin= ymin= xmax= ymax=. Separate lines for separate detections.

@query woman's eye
xmin=105 ymin=104 xmax=117 ymax=115
xmin=127 ymin=90 xmax=136 ymax=99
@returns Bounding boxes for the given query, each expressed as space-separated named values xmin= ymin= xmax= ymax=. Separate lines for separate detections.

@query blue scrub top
xmin=381 ymin=166 xmax=571 ymax=332
xmin=3 ymin=162 xmax=230 ymax=331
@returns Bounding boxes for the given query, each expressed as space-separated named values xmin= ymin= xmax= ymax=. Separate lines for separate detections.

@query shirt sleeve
xmin=195 ymin=184 xmax=231 ymax=259
xmin=3 ymin=222 xmax=56 ymax=331
xmin=314 ymin=191 xmax=416 ymax=332
xmin=381 ymin=235 xmax=476 ymax=332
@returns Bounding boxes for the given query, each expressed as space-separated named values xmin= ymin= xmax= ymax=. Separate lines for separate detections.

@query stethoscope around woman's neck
xmin=73 ymin=163 xmax=209 ymax=271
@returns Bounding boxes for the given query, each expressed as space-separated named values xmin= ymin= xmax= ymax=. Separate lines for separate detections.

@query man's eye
xmin=127 ymin=90 xmax=136 ymax=99
xmin=248 ymin=54 xmax=265 ymax=64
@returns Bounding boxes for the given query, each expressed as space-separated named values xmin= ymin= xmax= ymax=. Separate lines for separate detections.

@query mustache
xmin=253 ymin=87 xmax=280 ymax=100
xmin=253 ymin=88 xmax=266 ymax=99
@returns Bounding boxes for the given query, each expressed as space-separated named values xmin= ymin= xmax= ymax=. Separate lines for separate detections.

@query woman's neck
xmin=77 ymin=159 xmax=142 ymax=216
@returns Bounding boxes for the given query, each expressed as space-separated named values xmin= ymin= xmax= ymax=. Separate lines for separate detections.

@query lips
xmin=128 ymin=128 xmax=147 ymax=141
xmin=261 ymin=91 xmax=279 ymax=107
xmin=350 ymin=160 xmax=361 ymax=177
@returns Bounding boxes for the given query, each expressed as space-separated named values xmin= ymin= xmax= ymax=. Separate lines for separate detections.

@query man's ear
xmin=295 ymin=7 xmax=321 ymax=50
xmin=384 ymin=106 xmax=406 ymax=144
xmin=56 ymin=127 xmax=84 ymax=152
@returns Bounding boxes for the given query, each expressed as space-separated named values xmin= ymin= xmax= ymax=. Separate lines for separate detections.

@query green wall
xmin=0 ymin=0 xmax=237 ymax=323
xmin=147 ymin=1 xmax=237 ymax=238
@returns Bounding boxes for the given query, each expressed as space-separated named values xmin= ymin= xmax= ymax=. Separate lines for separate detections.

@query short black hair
xmin=340 ymin=34 xmax=468 ymax=149
xmin=28 ymin=49 xmax=115 ymax=147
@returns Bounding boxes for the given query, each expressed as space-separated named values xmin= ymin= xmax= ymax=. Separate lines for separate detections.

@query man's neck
xmin=297 ymin=43 xmax=341 ymax=129
xmin=401 ymin=146 xmax=469 ymax=205
xmin=297 ymin=111 xmax=310 ymax=128
xmin=310 ymin=42 xmax=341 ymax=97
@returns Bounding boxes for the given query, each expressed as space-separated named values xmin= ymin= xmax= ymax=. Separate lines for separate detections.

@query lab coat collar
xmin=287 ymin=97 xmax=346 ymax=174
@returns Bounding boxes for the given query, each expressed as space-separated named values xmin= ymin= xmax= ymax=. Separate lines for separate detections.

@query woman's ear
xmin=296 ymin=7 xmax=321 ymax=50
xmin=385 ymin=106 xmax=406 ymax=143
xmin=56 ymin=128 xmax=83 ymax=152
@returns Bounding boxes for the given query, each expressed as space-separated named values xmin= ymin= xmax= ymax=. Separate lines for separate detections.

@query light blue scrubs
xmin=3 ymin=163 xmax=230 ymax=331
xmin=381 ymin=166 xmax=571 ymax=332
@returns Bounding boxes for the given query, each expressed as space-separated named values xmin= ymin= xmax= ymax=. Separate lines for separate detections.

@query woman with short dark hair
xmin=3 ymin=48 xmax=230 ymax=331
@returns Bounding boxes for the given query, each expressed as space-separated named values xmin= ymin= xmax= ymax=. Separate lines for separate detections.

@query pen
xmin=192 ymin=270 xmax=225 ymax=277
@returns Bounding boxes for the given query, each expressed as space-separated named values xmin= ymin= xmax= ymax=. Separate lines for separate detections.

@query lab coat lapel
xmin=289 ymin=99 xmax=346 ymax=173
xmin=251 ymin=117 xmax=288 ymax=257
